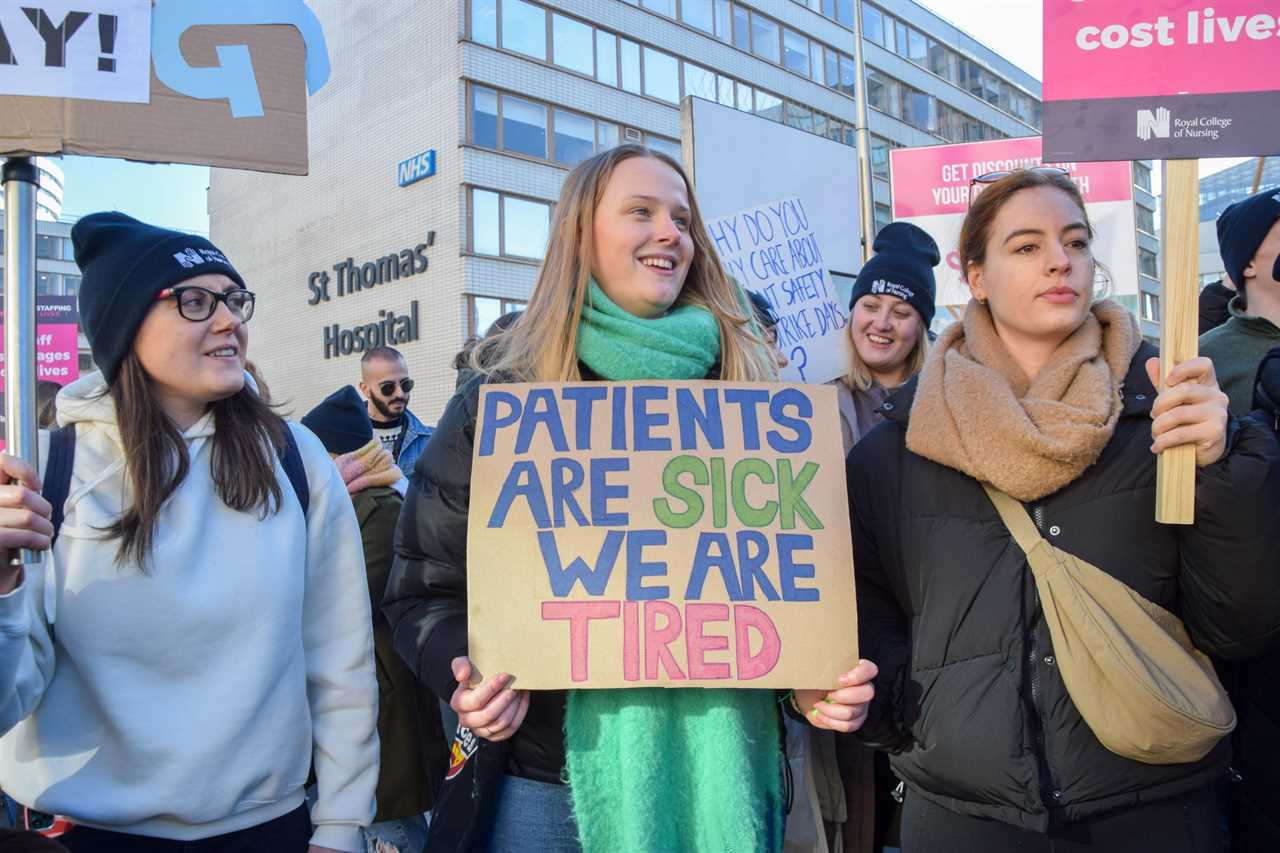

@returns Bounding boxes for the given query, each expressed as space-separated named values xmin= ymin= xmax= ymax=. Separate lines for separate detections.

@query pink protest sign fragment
xmin=1043 ymin=0 xmax=1280 ymax=161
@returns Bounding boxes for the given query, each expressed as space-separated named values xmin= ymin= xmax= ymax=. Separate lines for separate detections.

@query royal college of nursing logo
xmin=173 ymin=247 xmax=230 ymax=269
xmin=1136 ymin=107 xmax=1171 ymax=141
xmin=870 ymin=279 xmax=914 ymax=301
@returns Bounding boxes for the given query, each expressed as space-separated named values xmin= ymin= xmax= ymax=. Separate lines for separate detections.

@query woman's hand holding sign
xmin=794 ymin=659 xmax=877 ymax=733
xmin=451 ymin=656 xmax=530 ymax=742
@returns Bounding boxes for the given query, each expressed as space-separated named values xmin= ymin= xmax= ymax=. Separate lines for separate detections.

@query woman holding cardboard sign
xmin=843 ymin=168 xmax=1280 ymax=851
xmin=384 ymin=144 xmax=876 ymax=852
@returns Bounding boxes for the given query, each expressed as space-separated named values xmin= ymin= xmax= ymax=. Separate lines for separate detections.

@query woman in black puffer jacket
xmin=845 ymin=170 xmax=1280 ymax=852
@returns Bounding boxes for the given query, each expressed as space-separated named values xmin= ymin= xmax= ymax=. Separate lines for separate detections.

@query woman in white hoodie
xmin=0 ymin=213 xmax=378 ymax=853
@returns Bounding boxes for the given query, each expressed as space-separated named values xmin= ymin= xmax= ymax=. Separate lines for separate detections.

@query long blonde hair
xmin=474 ymin=145 xmax=776 ymax=383
xmin=843 ymin=303 xmax=930 ymax=392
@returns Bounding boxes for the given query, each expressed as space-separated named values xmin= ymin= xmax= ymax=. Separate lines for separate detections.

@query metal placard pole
xmin=3 ymin=157 xmax=43 ymax=566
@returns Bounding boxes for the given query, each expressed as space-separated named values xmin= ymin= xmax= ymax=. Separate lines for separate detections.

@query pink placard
xmin=889 ymin=137 xmax=1134 ymax=219
xmin=1045 ymin=0 xmax=1280 ymax=102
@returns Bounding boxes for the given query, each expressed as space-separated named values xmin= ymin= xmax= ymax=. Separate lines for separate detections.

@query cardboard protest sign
xmin=1043 ymin=0 xmax=1280 ymax=161
xmin=466 ymin=381 xmax=858 ymax=690
xmin=0 ymin=1 xmax=330 ymax=174
xmin=0 ymin=0 xmax=151 ymax=103
xmin=0 ymin=297 xmax=80 ymax=387
xmin=890 ymin=138 xmax=1139 ymax=305
xmin=706 ymin=199 xmax=851 ymax=385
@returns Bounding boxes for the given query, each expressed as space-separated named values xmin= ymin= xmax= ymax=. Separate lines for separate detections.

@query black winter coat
xmin=383 ymin=372 xmax=569 ymax=784
xmin=1224 ymin=348 xmax=1280 ymax=852
xmin=847 ymin=343 xmax=1280 ymax=832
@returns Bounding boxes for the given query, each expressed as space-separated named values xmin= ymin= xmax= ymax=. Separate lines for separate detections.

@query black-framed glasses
xmin=379 ymin=378 xmax=414 ymax=396
xmin=157 ymin=286 xmax=256 ymax=322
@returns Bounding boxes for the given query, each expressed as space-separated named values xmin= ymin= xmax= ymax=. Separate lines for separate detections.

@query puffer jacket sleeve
xmin=1177 ymin=416 xmax=1280 ymax=661
xmin=383 ymin=376 xmax=481 ymax=703
xmin=847 ymin=438 xmax=914 ymax=752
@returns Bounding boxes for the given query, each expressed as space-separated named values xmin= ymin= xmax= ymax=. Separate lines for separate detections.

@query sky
xmin=49 ymin=1 xmax=1255 ymax=229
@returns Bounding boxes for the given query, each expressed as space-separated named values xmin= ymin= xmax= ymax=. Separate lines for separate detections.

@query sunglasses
xmin=970 ymin=166 xmax=1071 ymax=197
xmin=378 ymin=378 xmax=414 ymax=397
xmin=157 ymin=285 xmax=256 ymax=322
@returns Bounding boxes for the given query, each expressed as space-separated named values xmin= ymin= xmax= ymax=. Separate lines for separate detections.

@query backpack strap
xmin=42 ymin=424 xmax=76 ymax=544
xmin=981 ymin=482 xmax=1044 ymax=556
xmin=280 ymin=425 xmax=310 ymax=517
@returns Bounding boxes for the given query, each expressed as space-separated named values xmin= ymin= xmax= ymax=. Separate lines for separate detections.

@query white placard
xmin=0 ymin=0 xmax=151 ymax=103
xmin=707 ymin=197 xmax=849 ymax=385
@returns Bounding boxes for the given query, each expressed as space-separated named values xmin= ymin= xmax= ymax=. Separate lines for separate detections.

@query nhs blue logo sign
xmin=397 ymin=150 xmax=437 ymax=187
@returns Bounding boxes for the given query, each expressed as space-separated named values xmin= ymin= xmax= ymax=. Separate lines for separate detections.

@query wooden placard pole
xmin=1156 ymin=159 xmax=1199 ymax=525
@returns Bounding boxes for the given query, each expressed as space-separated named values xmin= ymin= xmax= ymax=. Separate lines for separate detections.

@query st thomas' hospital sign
xmin=306 ymin=233 xmax=434 ymax=360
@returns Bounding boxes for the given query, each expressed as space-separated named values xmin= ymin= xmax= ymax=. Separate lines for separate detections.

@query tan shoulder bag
xmin=982 ymin=484 xmax=1235 ymax=765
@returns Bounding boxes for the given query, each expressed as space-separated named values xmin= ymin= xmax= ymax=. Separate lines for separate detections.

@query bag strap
xmin=980 ymin=482 xmax=1045 ymax=556
xmin=280 ymin=425 xmax=310 ymax=517
xmin=41 ymin=424 xmax=76 ymax=544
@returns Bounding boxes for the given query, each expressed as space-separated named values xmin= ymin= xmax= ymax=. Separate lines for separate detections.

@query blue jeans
xmin=364 ymin=813 xmax=428 ymax=852
xmin=481 ymin=776 xmax=581 ymax=853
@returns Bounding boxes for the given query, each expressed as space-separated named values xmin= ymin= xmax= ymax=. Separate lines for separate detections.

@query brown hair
xmin=959 ymin=170 xmax=1097 ymax=289
xmin=473 ymin=145 xmax=774 ymax=383
xmin=106 ymin=351 xmax=288 ymax=568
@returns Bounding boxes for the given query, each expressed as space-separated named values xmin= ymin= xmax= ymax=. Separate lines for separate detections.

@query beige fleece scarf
xmin=332 ymin=439 xmax=403 ymax=494
xmin=906 ymin=299 xmax=1141 ymax=501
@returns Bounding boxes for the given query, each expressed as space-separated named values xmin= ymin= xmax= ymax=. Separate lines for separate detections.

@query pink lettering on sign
xmin=1045 ymin=0 xmax=1279 ymax=102
xmin=542 ymin=600 xmax=621 ymax=683
xmin=889 ymin=137 xmax=1134 ymax=219
xmin=685 ymin=603 xmax=732 ymax=679
xmin=734 ymin=604 xmax=782 ymax=679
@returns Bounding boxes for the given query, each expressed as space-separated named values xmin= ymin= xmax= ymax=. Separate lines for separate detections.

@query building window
xmin=1135 ymin=204 xmax=1156 ymax=236
xmin=620 ymin=39 xmax=641 ymax=93
xmin=471 ymin=86 xmax=499 ymax=148
xmin=642 ymin=0 xmax=674 ymax=15
xmin=35 ymin=234 xmax=67 ymax=260
xmin=472 ymin=0 xmax=497 ymax=46
xmin=501 ymin=95 xmax=547 ymax=158
xmin=1141 ymin=291 xmax=1160 ymax=321
xmin=646 ymin=135 xmax=681 ymax=160
xmin=862 ymin=2 xmax=885 ymax=46
xmin=736 ymin=81 xmax=754 ymax=112
xmin=554 ymin=110 xmax=595 ymax=166
xmin=874 ymin=202 xmax=891 ymax=235
xmin=468 ymin=295 xmax=528 ymax=338
xmin=683 ymin=0 xmax=714 ymax=34
xmin=714 ymin=0 xmax=731 ymax=40
xmin=469 ymin=188 xmax=552 ymax=260
xmin=500 ymin=0 xmax=546 ymax=61
xmin=754 ymin=90 xmax=783 ymax=123
xmin=551 ymin=14 xmax=593 ymax=76
xmin=870 ymin=136 xmax=892 ymax=179
xmin=1138 ymin=248 xmax=1159 ymax=278
xmin=837 ymin=54 xmax=856 ymax=98
xmin=750 ymin=13 xmax=780 ymax=65
xmin=468 ymin=84 xmax=653 ymax=167
xmin=835 ymin=0 xmax=854 ymax=28
xmin=1134 ymin=161 xmax=1152 ymax=193
xmin=782 ymin=28 xmax=809 ymax=77
xmin=642 ymin=46 xmax=679 ymax=104
xmin=684 ymin=62 xmax=717 ymax=101
xmin=731 ymin=4 xmax=750 ymax=52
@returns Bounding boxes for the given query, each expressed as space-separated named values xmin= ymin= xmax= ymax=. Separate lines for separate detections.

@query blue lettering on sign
xmin=398 ymin=150 xmax=437 ymax=187
xmin=151 ymin=0 xmax=331 ymax=119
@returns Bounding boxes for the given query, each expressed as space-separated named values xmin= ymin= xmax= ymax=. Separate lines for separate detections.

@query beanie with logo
xmin=71 ymin=211 xmax=246 ymax=384
xmin=847 ymin=222 xmax=940 ymax=328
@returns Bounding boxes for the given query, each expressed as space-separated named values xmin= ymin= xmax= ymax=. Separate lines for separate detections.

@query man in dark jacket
xmin=303 ymin=387 xmax=447 ymax=851
xmin=1224 ymin=347 xmax=1280 ymax=852
xmin=848 ymin=342 xmax=1280 ymax=838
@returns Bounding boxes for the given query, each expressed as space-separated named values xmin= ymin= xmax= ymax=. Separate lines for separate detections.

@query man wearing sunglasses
xmin=358 ymin=346 xmax=433 ymax=477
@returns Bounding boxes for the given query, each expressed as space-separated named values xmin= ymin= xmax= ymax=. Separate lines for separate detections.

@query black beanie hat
xmin=747 ymin=289 xmax=779 ymax=329
xmin=1216 ymin=188 xmax=1280 ymax=295
xmin=302 ymin=385 xmax=373 ymax=455
xmin=848 ymin=222 xmax=939 ymax=328
xmin=71 ymin=211 xmax=246 ymax=384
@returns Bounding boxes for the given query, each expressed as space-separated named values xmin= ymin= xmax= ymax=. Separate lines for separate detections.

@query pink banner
xmin=0 ymin=296 xmax=81 ymax=388
xmin=1045 ymin=1 xmax=1280 ymax=102
xmin=889 ymin=137 xmax=1134 ymax=218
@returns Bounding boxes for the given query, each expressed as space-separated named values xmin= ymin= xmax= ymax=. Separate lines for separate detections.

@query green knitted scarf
xmin=576 ymin=280 xmax=720 ymax=380
xmin=566 ymin=282 xmax=784 ymax=853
